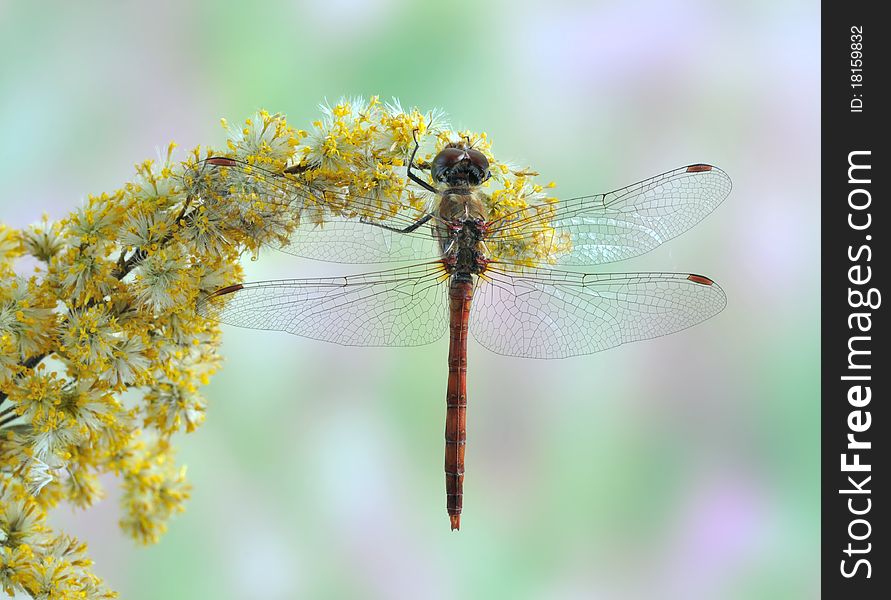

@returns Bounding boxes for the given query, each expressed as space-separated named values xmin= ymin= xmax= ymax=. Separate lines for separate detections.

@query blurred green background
xmin=0 ymin=1 xmax=819 ymax=598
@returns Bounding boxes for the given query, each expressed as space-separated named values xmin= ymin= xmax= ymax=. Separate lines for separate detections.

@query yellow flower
xmin=0 ymin=225 xmax=24 ymax=265
xmin=117 ymin=438 xmax=191 ymax=546
xmin=22 ymin=216 xmax=65 ymax=262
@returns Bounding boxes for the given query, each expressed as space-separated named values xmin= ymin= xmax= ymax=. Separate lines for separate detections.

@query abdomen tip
xmin=450 ymin=515 xmax=461 ymax=530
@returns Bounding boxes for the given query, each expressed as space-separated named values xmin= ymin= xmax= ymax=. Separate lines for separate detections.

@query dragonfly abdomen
xmin=445 ymin=275 xmax=472 ymax=531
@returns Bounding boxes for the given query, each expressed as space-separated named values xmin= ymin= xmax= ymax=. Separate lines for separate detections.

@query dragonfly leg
xmin=407 ymin=129 xmax=439 ymax=193
xmin=359 ymin=213 xmax=434 ymax=234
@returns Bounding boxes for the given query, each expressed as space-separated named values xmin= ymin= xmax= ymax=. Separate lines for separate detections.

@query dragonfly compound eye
xmin=466 ymin=149 xmax=491 ymax=184
xmin=431 ymin=148 xmax=467 ymax=183
xmin=466 ymin=149 xmax=489 ymax=172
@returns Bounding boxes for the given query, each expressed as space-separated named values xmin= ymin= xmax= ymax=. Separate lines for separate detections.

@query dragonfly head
xmin=431 ymin=145 xmax=491 ymax=187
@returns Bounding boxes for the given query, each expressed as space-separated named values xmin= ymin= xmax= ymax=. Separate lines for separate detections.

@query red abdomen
xmin=445 ymin=276 xmax=473 ymax=530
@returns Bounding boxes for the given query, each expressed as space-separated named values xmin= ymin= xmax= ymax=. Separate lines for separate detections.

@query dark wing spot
xmin=211 ymin=284 xmax=245 ymax=297
xmin=687 ymin=274 xmax=714 ymax=286
xmin=206 ymin=157 xmax=238 ymax=167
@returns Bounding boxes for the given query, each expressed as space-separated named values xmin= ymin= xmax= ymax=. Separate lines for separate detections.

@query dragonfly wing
xmin=183 ymin=158 xmax=444 ymax=263
xmin=470 ymin=265 xmax=726 ymax=359
xmin=274 ymin=215 xmax=442 ymax=264
xmin=199 ymin=262 xmax=450 ymax=347
xmin=486 ymin=164 xmax=731 ymax=266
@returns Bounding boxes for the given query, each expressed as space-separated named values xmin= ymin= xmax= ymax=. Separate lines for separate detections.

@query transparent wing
xmin=269 ymin=214 xmax=442 ymax=264
xmin=183 ymin=158 xmax=444 ymax=263
xmin=198 ymin=262 xmax=450 ymax=346
xmin=485 ymin=164 xmax=731 ymax=266
xmin=470 ymin=264 xmax=726 ymax=359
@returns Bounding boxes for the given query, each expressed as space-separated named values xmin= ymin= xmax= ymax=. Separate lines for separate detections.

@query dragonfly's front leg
xmin=406 ymin=129 xmax=439 ymax=193
xmin=359 ymin=129 xmax=438 ymax=234
xmin=359 ymin=213 xmax=434 ymax=234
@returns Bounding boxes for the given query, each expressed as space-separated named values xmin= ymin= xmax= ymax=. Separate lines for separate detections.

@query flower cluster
xmin=0 ymin=136 xmax=259 ymax=598
xmin=295 ymin=97 xmax=570 ymax=264
xmin=190 ymin=96 xmax=569 ymax=264
xmin=1 ymin=97 xmax=565 ymax=597
xmin=0 ymin=480 xmax=115 ymax=598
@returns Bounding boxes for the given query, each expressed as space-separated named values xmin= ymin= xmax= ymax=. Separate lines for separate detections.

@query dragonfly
xmin=192 ymin=139 xmax=731 ymax=530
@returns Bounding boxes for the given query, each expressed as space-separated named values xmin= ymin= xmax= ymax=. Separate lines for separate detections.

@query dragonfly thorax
xmin=442 ymin=218 xmax=488 ymax=278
